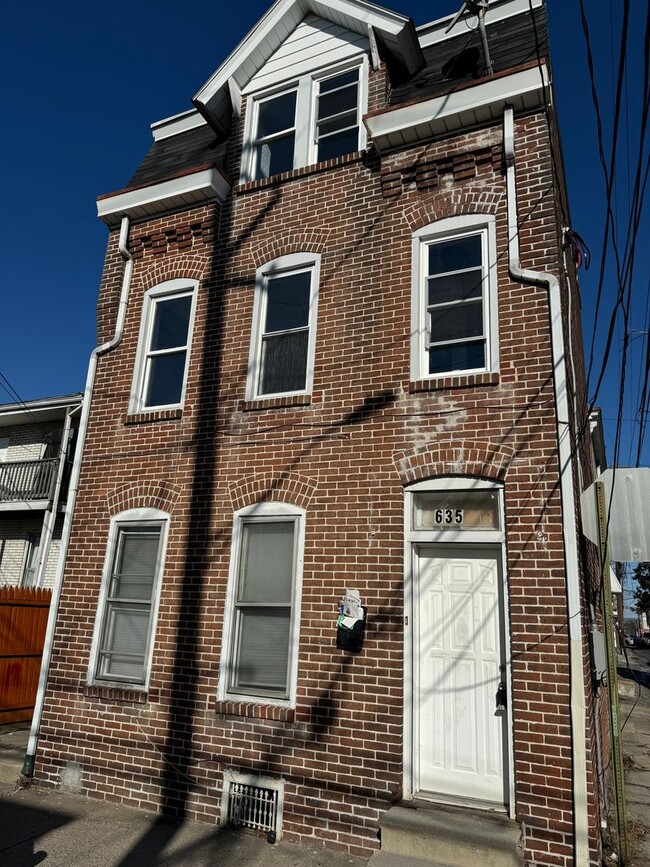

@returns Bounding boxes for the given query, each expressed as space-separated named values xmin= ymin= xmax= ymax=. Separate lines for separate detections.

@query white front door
xmin=416 ymin=545 xmax=507 ymax=806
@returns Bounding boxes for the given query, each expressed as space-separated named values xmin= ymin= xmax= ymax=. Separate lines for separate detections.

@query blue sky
xmin=1 ymin=1 xmax=648 ymax=466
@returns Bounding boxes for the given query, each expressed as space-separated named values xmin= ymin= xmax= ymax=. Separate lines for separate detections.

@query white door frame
xmin=402 ymin=477 xmax=515 ymax=816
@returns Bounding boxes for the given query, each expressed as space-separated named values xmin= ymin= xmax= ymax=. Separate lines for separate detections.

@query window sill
xmin=124 ymin=408 xmax=183 ymax=425
xmin=237 ymin=391 xmax=321 ymax=412
xmin=409 ymin=372 xmax=499 ymax=393
xmin=235 ymin=151 xmax=365 ymax=194
xmin=213 ymin=699 xmax=295 ymax=722
xmin=83 ymin=684 xmax=158 ymax=704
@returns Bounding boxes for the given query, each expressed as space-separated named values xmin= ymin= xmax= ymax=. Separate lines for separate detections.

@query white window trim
xmin=0 ymin=437 xmax=9 ymax=463
xmin=245 ymin=253 xmax=321 ymax=401
xmin=88 ymin=507 xmax=169 ymax=690
xmin=218 ymin=501 xmax=305 ymax=707
xmin=129 ymin=278 xmax=198 ymax=414
xmin=241 ymin=56 xmax=368 ymax=184
xmin=410 ymin=214 xmax=499 ymax=381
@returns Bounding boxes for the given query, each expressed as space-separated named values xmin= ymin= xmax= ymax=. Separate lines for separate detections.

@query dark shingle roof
xmin=123 ymin=6 xmax=547 ymax=191
xmin=390 ymin=5 xmax=548 ymax=105
xmin=128 ymin=123 xmax=228 ymax=188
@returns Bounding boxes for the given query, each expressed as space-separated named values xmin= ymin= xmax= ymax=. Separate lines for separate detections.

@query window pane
xmin=428 ymin=235 xmax=482 ymax=275
xmin=429 ymin=340 xmax=485 ymax=374
xmin=319 ymin=69 xmax=359 ymax=94
xmin=430 ymin=300 xmax=484 ymax=342
xmin=257 ymin=91 xmax=296 ymax=138
xmin=234 ymin=608 xmax=291 ymax=693
xmin=110 ymin=530 xmax=159 ymax=599
xmin=260 ymin=330 xmax=308 ymax=394
xmin=98 ymin=605 xmax=149 ymax=681
xmin=145 ymin=351 xmax=187 ymax=407
xmin=318 ymin=83 xmax=358 ymax=121
xmin=317 ymin=127 xmax=360 ymax=162
xmin=239 ymin=521 xmax=295 ymax=603
xmin=265 ymin=272 xmax=311 ymax=332
xmin=255 ymin=134 xmax=296 ymax=179
xmin=150 ymin=296 xmax=191 ymax=351
xmin=413 ymin=490 xmax=500 ymax=530
xmin=427 ymin=269 xmax=483 ymax=306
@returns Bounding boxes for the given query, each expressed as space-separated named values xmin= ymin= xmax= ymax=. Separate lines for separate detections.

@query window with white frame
xmin=247 ymin=254 xmax=320 ymax=399
xmin=90 ymin=509 xmax=168 ymax=687
xmin=411 ymin=216 xmax=498 ymax=380
xmin=129 ymin=279 xmax=198 ymax=413
xmin=244 ymin=61 xmax=366 ymax=182
xmin=220 ymin=503 xmax=304 ymax=702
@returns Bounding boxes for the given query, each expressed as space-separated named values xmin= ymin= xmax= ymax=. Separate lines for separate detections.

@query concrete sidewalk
xmin=0 ymin=726 xmax=367 ymax=867
xmin=3 ymin=657 xmax=650 ymax=867
xmin=618 ymin=646 xmax=650 ymax=866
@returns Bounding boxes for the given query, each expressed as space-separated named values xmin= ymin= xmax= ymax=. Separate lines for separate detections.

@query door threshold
xmin=412 ymin=791 xmax=508 ymax=814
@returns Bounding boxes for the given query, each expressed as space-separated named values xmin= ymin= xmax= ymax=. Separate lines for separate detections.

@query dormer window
xmin=244 ymin=60 xmax=367 ymax=183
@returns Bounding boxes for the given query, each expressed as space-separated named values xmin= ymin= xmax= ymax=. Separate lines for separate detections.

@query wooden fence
xmin=0 ymin=586 xmax=52 ymax=724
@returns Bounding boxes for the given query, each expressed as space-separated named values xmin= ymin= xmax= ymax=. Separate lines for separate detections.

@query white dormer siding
xmin=243 ymin=15 xmax=369 ymax=94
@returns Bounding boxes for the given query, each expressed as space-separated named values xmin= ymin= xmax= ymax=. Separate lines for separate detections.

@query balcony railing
xmin=0 ymin=459 xmax=59 ymax=503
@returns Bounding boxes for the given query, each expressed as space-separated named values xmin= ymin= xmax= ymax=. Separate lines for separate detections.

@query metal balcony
xmin=0 ymin=459 xmax=59 ymax=504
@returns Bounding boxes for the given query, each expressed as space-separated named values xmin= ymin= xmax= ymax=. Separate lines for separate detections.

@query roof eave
xmin=364 ymin=63 xmax=549 ymax=155
xmin=193 ymin=0 xmax=422 ymax=135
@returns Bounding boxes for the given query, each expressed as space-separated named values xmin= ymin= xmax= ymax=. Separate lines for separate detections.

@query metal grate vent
xmin=223 ymin=774 xmax=283 ymax=837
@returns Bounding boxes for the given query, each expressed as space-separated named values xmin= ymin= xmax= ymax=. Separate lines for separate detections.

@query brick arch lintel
xmin=250 ymin=229 xmax=332 ymax=270
xmin=106 ymin=481 xmax=182 ymax=516
xmin=134 ymin=258 xmax=209 ymax=293
xmin=402 ymin=186 xmax=504 ymax=234
xmin=393 ymin=440 xmax=514 ymax=486
xmin=228 ymin=472 xmax=318 ymax=512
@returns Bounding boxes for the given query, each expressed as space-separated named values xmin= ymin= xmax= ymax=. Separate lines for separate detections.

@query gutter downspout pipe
xmin=22 ymin=216 xmax=133 ymax=776
xmin=503 ymin=107 xmax=590 ymax=866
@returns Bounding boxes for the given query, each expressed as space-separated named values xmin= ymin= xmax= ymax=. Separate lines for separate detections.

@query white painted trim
xmin=410 ymin=214 xmax=499 ymax=383
xmin=97 ymin=168 xmax=231 ymax=228
xmin=220 ymin=770 xmax=285 ymax=839
xmin=218 ymin=501 xmax=306 ymax=707
xmin=240 ymin=56 xmax=368 ymax=183
xmin=87 ymin=508 xmax=170 ymax=691
xmin=245 ymin=253 xmax=321 ymax=401
xmin=365 ymin=65 xmax=548 ymax=155
xmin=128 ymin=279 xmax=199 ymax=415
xmin=402 ymin=480 xmax=515 ymax=814
xmin=418 ymin=0 xmax=543 ymax=47
xmin=151 ymin=109 xmax=206 ymax=142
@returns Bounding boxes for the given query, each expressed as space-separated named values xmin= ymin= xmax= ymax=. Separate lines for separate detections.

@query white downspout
xmin=23 ymin=216 xmax=133 ymax=776
xmin=503 ymin=107 xmax=589 ymax=866
xmin=33 ymin=403 xmax=78 ymax=589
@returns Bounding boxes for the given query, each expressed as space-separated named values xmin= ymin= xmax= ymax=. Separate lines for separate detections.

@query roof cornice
xmin=96 ymin=166 xmax=232 ymax=227
xmin=364 ymin=62 xmax=549 ymax=154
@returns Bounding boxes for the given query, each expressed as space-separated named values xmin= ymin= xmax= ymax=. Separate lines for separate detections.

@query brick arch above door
xmin=393 ymin=440 xmax=514 ymax=486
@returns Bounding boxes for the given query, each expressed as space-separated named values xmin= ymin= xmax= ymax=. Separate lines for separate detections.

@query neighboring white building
xmin=0 ymin=394 xmax=82 ymax=588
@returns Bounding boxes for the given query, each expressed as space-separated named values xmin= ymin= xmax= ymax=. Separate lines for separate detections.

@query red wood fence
xmin=0 ymin=586 xmax=52 ymax=725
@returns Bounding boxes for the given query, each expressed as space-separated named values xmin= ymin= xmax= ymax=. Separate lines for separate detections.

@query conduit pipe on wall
xmin=22 ymin=216 xmax=133 ymax=776
xmin=503 ymin=107 xmax=590 ymax=867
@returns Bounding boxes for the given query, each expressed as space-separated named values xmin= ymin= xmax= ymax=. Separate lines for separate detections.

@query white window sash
xmin=219 ymin=503 xmax=305 ymax=706
xmin=241 ymin=58 xmax=367 ymax=183
xmin=411 ymin=215 xmax=498 ymax=381
xmin=246 ymin=253 xmax=320 ymax=401
xmin=129 ymin=279 xmax=198 ymax=414
xmin=88 ymin=509 xmax=169 ymax=689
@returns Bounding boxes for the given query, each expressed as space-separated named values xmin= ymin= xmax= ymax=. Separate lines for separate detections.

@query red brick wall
xmin=36 ymin=78 xmax=602 ymax=866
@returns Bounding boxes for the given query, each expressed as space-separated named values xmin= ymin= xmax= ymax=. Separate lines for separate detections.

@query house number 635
xmin=435 ymin=508 xmax=464 ymax=525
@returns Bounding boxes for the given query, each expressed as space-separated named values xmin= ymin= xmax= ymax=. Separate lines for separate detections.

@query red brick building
xmin=32 ymin=1 xmax=609 ymax=864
